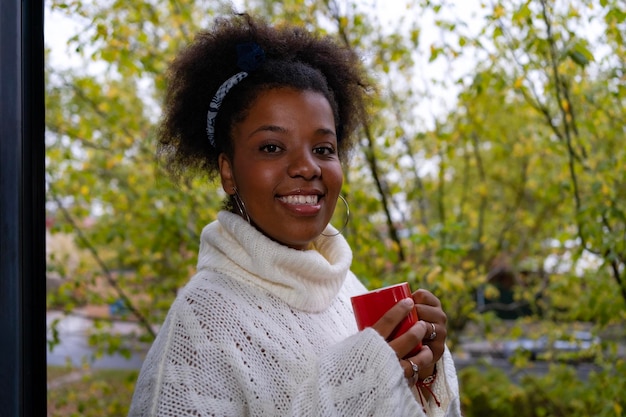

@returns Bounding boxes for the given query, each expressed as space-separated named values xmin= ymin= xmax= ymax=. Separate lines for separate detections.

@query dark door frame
xmin=0 ymin=0 xmax=47 ymax=415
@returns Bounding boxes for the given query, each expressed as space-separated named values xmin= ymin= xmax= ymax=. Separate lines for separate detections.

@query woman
xmin=129 ymin=13 xmax=461 ymax=417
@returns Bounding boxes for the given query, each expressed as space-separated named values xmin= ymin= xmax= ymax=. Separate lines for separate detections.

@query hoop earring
xmin=322 ymin=194 xmax=350 ymax=237
xmin=232 ymin=187 xmax=251 ymax=224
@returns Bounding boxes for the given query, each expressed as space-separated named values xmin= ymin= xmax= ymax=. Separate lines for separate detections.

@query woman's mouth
xmin=277 ymin=194 xmax=320 ymax=205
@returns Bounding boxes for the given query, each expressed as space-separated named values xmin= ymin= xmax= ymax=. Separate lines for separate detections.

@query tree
xmin=46 ymin=0 xmax=238 ymax=349
xmin=425 ymin=0 xmax=626 ymax=322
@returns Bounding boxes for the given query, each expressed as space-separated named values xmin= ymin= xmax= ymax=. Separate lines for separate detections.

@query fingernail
xmin=401 ymin=298 xmax=414 ymax=307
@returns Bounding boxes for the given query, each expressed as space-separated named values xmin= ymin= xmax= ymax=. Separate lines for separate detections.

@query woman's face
xmin=219 ymin=87 xmax=343 ymax=250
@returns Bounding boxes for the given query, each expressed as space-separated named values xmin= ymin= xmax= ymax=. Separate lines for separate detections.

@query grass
xmin=47 ymin=365 xmax=138 ymax=417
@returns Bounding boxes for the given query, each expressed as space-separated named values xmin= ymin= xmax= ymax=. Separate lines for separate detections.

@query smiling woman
xmin=128 ymin=13 xmax=462 ymax=417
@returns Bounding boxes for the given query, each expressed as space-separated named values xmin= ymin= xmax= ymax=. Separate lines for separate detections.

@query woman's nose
xmin=287 ymin=150 xmax=321 ymax=179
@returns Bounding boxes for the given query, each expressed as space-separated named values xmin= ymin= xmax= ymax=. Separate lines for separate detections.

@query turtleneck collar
xmin=196 ymin=211 xmax=353 ymax=313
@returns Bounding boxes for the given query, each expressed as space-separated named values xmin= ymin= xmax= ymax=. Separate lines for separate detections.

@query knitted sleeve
xmin=290 ymin=327 xmax=424 ymax=416
xmin=419 ymin=347 xmax=462 ymax=417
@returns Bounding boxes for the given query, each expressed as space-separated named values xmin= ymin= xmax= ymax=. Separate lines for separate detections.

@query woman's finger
xmin=412 ymin=289 xmax=442 ymax=308
xmin=415 ymin=303 xmax=447 ymax=327
xmin=400 ymin=345 xmax=433 ymax=380
xmin=412 ymin=289 xmax=448 ymax=365
xmin=388 ymin=320 xmax=429 ymax=359
xmin=371 ymin=297 xmax=414 ymax=340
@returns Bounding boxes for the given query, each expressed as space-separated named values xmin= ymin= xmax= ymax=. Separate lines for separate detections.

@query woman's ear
xmin=218 ymin=153 xmax=235 ymax=195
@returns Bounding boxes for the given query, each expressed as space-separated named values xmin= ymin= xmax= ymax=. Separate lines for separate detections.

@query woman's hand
xmin=411 ymin=289 xmax=447 ymax=379
xmin=371 ymin=298 xmax=434 ymax=384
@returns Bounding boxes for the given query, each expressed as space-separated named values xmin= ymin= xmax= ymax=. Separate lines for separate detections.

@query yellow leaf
xmin=512 ymin=142 xmax=526 ymax=157
xmin=493 ymin=5 xmax=505 ymax=18
xmin=80 ymin=185 xmax=89 ymax=196
xmin=614 ymin=402 xmax=622 ymax=416
xmin=461 ymin=260 xmax=475 ymax=270
xmin=514 ymin=77 xmax=524 ymax=89
xmin=425 ymin=266 xmax=442 ymax=284
xmin=476 ymin=184 xmax=489 ymax=197
xmin=484 ymin=284 xmax=500 ymax=300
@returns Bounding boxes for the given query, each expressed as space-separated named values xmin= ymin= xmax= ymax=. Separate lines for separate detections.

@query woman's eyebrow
xmin=248 ymin=124 xmax=288 ymax=138
xmin=247 ymin=125 xmax=336 ymax=138
xmin=316 ymin=128 xmax=337 ymax=138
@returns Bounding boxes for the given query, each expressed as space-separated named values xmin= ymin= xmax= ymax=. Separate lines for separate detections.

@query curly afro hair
xmin=157 ymin=13 xmax=370 ymax=181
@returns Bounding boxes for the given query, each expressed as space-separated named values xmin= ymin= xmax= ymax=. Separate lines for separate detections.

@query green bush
xmin=460 ymin=359 xmax=626 ymax=417
xmin=47 ymin=365 xmax=138 ymax=417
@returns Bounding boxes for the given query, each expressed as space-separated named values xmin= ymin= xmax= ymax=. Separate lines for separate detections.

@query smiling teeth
xmin=279 ymin=195 xmax=319 ymax=204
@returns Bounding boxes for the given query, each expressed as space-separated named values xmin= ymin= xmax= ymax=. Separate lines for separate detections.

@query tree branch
xmin=49 ymin=187 xmax=157 ymax=339
xmin=329 ymin=0 xmax=406 ymax=262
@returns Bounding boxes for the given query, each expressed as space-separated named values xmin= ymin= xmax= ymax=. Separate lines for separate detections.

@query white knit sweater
xmin=129 ymin=211 xmax=461 ymax=416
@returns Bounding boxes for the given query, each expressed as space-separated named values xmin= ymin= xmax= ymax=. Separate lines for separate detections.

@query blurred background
xmin=44 ymin=0 xmax=626 ymax=415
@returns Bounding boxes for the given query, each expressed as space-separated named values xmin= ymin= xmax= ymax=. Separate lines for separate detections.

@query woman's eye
xmin=260 ymin=144 xmax=280 ymax=153
xmin=314 ymin=146 xmax=336 ymax=156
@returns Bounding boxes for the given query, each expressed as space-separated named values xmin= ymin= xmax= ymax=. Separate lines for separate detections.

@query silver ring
xmin=407 ymin=359 xmax=419 ymax=378
xmin=428 ymin=322 xmax=437 ymax=340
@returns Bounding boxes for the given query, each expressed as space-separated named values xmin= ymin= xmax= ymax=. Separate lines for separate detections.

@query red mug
xmin=351 ymin=282 xmax=422 ymax=356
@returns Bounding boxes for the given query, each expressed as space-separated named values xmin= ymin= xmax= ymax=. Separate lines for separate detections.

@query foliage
xmin=47 ymin=365 xmax=138 ymax=417
xmin=459 ymin=359 xmax=626 ymax=417
xmin=46 ymin=0 xmax=232 ymax=343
